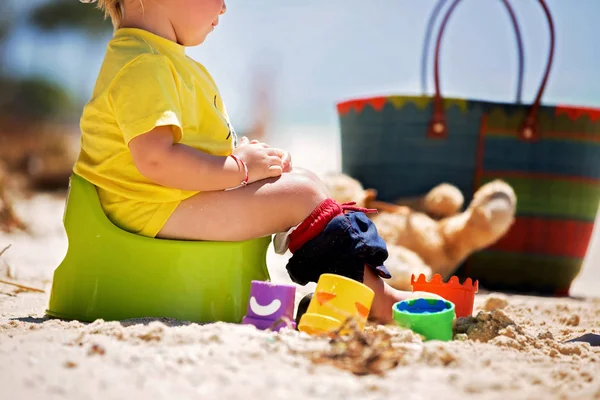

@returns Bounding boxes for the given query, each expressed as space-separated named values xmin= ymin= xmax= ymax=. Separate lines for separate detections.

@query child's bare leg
xmin=290 ymin=167 xmax=330 ymax=196
xmin=158 ymin=171 xmax=406 ymax=324
xmin=158 ymin=171 xmax=326 ymax=241
xmin=363 ymin=265 xmax=411 ymax=324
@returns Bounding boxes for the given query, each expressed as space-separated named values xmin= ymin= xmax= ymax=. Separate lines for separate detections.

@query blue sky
xmin=3 ymin=0 xmax=600 ymax=129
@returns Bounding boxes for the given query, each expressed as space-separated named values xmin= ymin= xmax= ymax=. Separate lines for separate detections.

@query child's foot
xmin=363 ymin=266 xmax=411 ymax=324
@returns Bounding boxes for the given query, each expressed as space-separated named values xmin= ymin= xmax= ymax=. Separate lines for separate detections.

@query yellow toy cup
xmin=298 ymin=273 xmax=374 ymax=335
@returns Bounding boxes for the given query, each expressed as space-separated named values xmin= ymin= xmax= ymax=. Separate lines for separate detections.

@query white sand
xmin=1 ymin=133 xmax=600 ymax=399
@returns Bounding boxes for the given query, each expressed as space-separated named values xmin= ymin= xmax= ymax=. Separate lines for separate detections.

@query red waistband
xmin=288 ymin=198 xmax=376 ymax=253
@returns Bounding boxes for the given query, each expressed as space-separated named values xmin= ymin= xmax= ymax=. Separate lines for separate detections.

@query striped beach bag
xmin=336 ymin=0 xmax=600 ymax=295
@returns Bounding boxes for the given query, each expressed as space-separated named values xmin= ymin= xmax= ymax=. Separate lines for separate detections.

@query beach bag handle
xmin=427 ymin=0 xmax=555 ymax=141
xmin=421 ymin=0 xmax=525 ymax=104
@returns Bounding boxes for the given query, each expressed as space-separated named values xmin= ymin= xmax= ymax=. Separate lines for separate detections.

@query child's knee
xmin=286 ymin=173 xmax=327 ymax=205
xmin=292 ymin=167 xmax=320 ymax=183
xmin=290 ymin=168 xmax=329 ymax=195
xmin=268 ymin=173 xmax=327 ymax=228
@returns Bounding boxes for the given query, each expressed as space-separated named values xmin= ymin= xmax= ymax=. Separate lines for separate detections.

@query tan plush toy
xmin=321 ymin=173 xmax=517 ymax=290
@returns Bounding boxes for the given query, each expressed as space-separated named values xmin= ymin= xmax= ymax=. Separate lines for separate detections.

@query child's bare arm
xmin=128 ymin=126 xmax=284 ymax=192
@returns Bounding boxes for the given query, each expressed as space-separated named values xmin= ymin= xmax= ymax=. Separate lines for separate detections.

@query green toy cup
xmin=392 ymin=298 xmax=455 ymax=341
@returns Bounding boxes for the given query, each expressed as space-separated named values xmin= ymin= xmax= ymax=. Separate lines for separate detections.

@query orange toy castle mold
xmin=411 ymin=273 xmax=479 ymax=318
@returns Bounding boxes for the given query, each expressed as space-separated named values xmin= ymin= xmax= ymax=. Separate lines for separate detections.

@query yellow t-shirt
xmin=74 ymin=28 xmax=237 ymax=237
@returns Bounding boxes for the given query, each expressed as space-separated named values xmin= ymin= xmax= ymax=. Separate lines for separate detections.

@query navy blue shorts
xmin=285 ymin=211 xmax=392 ymax=285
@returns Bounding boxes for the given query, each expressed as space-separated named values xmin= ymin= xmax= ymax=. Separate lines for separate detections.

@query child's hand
xmin=282 ymin=151 xmax=293 ymax=172
xmin=233 ymin=137 xmax=284 ymax=183
xmin=247 ymin=138 xmax=292 ymax=172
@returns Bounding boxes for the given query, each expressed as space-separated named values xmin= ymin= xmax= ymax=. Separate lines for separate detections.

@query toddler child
xmin=76 ymin=0 xmax=409 ymax=323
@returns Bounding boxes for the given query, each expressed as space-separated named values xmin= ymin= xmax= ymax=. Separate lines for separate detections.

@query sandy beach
xmin=1 ymin=134 xmax=599 ymax=400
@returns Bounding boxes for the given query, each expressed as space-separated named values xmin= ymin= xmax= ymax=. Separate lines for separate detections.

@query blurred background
xmin=0 ymin=0 xmax=598 ymax=294
xmin=2 ymin=0 xmax=599 ymax=185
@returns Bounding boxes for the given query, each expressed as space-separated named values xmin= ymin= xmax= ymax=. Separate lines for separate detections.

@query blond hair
xmin=97 ymin=0 xmax=124 ymax=29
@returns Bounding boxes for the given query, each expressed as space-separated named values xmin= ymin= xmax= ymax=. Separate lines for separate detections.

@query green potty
xmin=46 ymin=174 xmax=271 ymax=324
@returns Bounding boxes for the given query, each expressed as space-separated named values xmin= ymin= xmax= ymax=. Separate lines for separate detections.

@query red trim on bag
xmin=488 ymin=216 xmax=595 ymax=259
xmin=336 ymin=99 xmax=367 ymax=115
xmin=555 ymin=105 xmax=600 ymax=122
xmin=368 ymin=97 xmax=388 ymax=111
xmin=336 ymin=97 xmax=388 ymax=115
xmin=336 ymin=102 xmax=354 ymax=115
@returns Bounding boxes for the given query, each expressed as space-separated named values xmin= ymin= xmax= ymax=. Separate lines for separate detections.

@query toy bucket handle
xmin=420 ymin=0 xmax=525 ymax=104
xmin=427 ymin=0 xmax=556 ymax=141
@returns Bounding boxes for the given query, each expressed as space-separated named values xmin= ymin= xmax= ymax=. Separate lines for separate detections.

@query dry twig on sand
xmin=0 ymin=278 xmax=45 ymax=293
xmin=0 ymin=244 xmax=44 ymax=293
xmin=0 ymin=244 xmax=10 ymax=258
